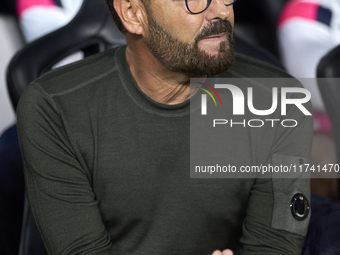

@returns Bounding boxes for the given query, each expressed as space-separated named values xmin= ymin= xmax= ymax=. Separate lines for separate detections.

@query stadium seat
xmin=317 ymin=44 xmax=340 ymax=200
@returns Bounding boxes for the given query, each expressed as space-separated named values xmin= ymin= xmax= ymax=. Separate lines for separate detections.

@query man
xmin=17 ymin=0 xmax=313 ymax=254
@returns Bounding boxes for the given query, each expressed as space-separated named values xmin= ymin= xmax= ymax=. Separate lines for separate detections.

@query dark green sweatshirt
xmin=17 ymin=45 xmax=313 ymax=255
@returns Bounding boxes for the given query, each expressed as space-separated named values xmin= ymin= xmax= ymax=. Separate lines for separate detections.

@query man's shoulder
xmin=226 ymin=53 xmax=292 ymax=79
xmin=32 ymin=47 xmax=120 ymax=95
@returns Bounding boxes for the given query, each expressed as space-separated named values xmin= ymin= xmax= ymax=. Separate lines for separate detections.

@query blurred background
xmin=0 ymin=0 xmax=21 ymax=135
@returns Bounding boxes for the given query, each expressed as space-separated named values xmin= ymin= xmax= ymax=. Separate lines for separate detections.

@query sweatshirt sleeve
xmin=240 ymin=85 xmax=313 ymax=255
xmin=17 ymin=83 xmax=114 ymax=255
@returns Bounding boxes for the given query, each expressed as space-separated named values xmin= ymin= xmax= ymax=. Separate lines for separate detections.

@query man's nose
xmin=205 ymin=0 xmax=232 ymax=21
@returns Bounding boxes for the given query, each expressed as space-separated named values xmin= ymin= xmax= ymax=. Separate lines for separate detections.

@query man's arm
xmin=240 ymin=87 xmax=313 ymax=254
xmin=17 ymin=83 xmax=113 ymax=255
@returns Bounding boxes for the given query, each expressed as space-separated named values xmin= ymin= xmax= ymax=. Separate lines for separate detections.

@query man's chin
xmin=200 ymin=49 xmax=222 ymax=57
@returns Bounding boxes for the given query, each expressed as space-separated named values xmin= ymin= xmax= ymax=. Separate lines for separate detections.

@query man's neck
xmin=125 ymin=39 xmax=205 ymax=105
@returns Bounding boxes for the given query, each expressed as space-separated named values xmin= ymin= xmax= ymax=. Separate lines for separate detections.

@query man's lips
xmin=200 ymin=33 xmax=226 ymax=41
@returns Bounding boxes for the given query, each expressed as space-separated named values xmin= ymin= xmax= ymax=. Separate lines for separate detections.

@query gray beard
xmin=143 ymin=15 xmax=235 ymax=76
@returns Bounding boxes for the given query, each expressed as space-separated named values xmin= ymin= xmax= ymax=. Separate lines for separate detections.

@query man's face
xmin=142 ymin=0 xmax=235 ymax=76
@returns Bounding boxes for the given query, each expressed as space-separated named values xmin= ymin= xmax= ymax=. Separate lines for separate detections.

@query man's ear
xmin=114 ymin=0 xmax=148 ymax=35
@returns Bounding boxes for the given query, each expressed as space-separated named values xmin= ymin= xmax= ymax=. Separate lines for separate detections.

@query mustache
xmin=195 ymin=20 xmax=233 ymax=43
